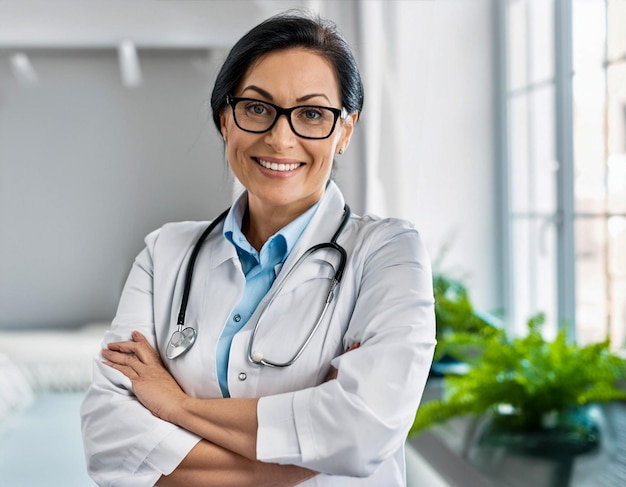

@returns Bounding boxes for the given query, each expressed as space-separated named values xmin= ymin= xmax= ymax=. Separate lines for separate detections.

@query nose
xmin=264 ymin=113 xmax=296 ymax=151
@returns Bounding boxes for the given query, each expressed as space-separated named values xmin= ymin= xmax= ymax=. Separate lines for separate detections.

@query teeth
xmin=257 ymin=159 xmax=301 ymax=172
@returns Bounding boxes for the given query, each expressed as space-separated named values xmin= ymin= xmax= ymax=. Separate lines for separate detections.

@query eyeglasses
xmin=226 ymin=96 xmax=346 ymax=140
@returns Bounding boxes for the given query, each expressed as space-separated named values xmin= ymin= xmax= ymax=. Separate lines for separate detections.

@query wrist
xmin=171 ymin=394 xmax=194 ymax=427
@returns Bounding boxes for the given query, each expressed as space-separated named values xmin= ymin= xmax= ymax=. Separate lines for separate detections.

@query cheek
xmin=309 ymin=146 xmax=335 ymax=171
xmin=316 ymin=153 xmax=336 ymax=177
xmin=226 ymin=132 xmax=254 ymax=159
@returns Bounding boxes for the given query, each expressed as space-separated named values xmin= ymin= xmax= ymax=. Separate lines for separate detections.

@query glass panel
xmin=606 ymin=63 xmax=626 ymax=214
xmin=572 ymin=0 xmax=607 ymax=214
xmin=608 ymin=216 xmax=626 ymax=348
xmin=607 ymin=0 xmax=626 ymax=61
xmin=529 ymin=85 xmax=558 ymax=214
xmin=511 ymin=217 xmax=531 ymax=334
xmin=575 ymin=218 xmax=609 ymax=345
xmin=511 ymin=217 xmax=558 ymax=338
xmin=528 ymin=0 xmax=555 ymax=84
xmin=606 ymin=0 xmax=626 ymax=350
xmin=507 ymin=0 xmax=528 ymax=92
xmin=509 ymin=86 xmax=557 ymax=215
xmin=509 ymin=94 xmax=530 ymax=213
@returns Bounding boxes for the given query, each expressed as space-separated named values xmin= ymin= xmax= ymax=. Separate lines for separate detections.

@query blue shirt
xmin=218 ymin=195 xmax=319 ymax=397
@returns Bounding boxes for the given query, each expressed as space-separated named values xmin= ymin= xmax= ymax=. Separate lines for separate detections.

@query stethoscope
xmin=166 ymin=205 xmax=351 ymax=366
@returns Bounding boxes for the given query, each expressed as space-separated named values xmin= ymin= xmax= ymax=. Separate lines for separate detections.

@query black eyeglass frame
xmin=226 ymin=95 xmax=346 ymax=140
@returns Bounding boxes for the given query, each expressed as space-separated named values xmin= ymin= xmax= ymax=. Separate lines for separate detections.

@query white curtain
xmin=310 ymin=0 xmax=392 ymax=216
xmin=271 ymin=0 xmax=500 ymax=311
xmin=312 ymin=0 xmax=437 ymax=218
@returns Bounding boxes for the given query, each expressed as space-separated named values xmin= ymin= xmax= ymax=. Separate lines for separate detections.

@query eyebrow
xmin=240 ymin=85 xmax=333 ymax=105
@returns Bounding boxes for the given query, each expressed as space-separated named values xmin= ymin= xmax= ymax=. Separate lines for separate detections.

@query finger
xmin=107 ymin=331 xmax=150 ymax=352
xmin=130 ymin=331 xmax=162 ymax=362
xmin=108 ymin=335 xmax=157 ymax=364
xmin=103 ymin=360 xmax=139 ymax=380
xmin=324 ymin=367 xmax=338 ymax=382
xmin=107 ymin=340 xmax=140 ymax=354
xmin=132 ymin=330 xmax=147 ymax=342
xmin=102 ymin=348 xmax=142 ymax=369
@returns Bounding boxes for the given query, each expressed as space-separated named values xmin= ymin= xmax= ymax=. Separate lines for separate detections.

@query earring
xmin=338 ymin=147 xmax=344 ymax=155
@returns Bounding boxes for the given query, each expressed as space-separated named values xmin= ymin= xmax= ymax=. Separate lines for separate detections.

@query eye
xmin=295 ymin=107 xmax=332 ymax=124
xmin=302 ymin=108 xmax=323 ymax=120
xmin=244 ymin=101 xmax=271 ymax=116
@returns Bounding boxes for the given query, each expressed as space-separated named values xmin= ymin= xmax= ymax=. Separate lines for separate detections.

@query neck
xmin=242 ymin=198 xmax=319 ymax=252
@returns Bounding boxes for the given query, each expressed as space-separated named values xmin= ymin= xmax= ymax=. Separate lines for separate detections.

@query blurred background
xmin=0 ymin=0 xmax=625 ymax=486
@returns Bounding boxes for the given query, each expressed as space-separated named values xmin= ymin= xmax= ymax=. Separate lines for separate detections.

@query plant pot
xmin=480 ymin=407 xmax=600 ymax=456
xmin=465 ymin=406 xmax=601 ymax=487
xmin=429 ymin=353 xmax=470 ymax=377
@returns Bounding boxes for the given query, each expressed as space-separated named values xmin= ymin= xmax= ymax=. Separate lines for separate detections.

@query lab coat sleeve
xmin=257 ymin=220 xmax=436 ymax=477
xmin=80 ymin=228 xmax=201 ymax=487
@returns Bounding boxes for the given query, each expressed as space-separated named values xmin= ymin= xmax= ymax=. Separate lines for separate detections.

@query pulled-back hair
xmin=210 ymin=11 xmax=364 ymax=132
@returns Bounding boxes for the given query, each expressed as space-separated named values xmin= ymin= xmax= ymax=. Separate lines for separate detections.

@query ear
xmin=219 ymin=111 xmax=229 ymax=142
xmin=337 ymin=112 xmax=358 ymax=154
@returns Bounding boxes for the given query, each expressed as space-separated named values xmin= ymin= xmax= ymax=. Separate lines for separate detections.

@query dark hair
xmin=210 ymin=10 xmax=364 ymax=133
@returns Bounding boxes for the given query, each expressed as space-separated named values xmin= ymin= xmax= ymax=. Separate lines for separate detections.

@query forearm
xmin=157 ymin=439 xmax=316 ymax=487
xmin=171 ymin=396 xmax=259 ymax=460
xmin=102 ymin=332 xmax=315 ymax=481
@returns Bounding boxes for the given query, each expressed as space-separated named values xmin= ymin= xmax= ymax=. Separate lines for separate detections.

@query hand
xmin=102 ymin=331 xmax=187 ymax=423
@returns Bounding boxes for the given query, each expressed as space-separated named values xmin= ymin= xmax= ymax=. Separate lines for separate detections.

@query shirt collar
xmin=223 ymin=191 xmax=320 ymax=269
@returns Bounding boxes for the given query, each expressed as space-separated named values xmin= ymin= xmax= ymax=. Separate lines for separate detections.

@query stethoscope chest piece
xmin=166 ymin=327 xmax=197 ymax=359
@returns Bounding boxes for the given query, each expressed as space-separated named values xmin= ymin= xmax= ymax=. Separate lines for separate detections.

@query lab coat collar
xmin=205 ymin=180 xmax=347 ymax=272
xmin=276 ymin=181 xmax=347 ymax=276
xmin=206 ymin=216 xmax=239 ymax=271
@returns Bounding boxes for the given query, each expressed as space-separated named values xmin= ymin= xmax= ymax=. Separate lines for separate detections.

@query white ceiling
xmin=0 ymin=0 xmax=313 ymax=49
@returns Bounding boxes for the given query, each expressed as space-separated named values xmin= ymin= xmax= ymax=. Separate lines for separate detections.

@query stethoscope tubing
xmin=246 ymin=239 xmax=347 ymax=368
xmin=170 ymin=204 xmax=351 ymax=364
xmin=175 ymin=208 xmax=230 ymax=332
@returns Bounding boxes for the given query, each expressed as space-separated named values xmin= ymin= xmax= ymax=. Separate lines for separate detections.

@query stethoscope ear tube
xmin=330 ymin=205 xmax=350 ymax=282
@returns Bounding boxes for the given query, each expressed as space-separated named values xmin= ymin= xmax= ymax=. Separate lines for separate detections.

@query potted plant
xmin=411 ymin=313 xmax=626 ymax=486
xmin=430 ymin=273 xmax=500 ymax=375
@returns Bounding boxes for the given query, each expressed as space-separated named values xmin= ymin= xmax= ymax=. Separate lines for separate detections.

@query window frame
xmin=497 ymin=0 xmax=576 ymax=338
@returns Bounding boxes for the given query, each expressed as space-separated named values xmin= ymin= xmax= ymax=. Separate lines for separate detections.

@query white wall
xmin=0 ymin=50 xmax=233 ymax=328
xmin=324 ymin=0 xmax=498 ymax=312
xmin=0 ymin=0 xmax=271 ymax=49
xmin=0 ymin=0 xmax=499 ymax=328
xmin=0 ymin=0 xmax=315 ymax=329
xmin=396 ymin=0 xmax=498 ymax=312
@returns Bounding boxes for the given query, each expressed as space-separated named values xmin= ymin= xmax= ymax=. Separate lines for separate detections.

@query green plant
xmin=411 ymin=313 xmax=626 ymax=436
xmin=432 ymin=273 xmax=500 ymax=362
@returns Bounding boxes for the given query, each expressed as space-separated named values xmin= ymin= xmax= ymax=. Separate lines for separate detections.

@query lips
xmin=255 ymin=158 xmax=303 ymax=172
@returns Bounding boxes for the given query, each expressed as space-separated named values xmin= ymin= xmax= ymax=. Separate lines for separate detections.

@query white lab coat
xmin=81 ymin=181 xmax=436 ymax=486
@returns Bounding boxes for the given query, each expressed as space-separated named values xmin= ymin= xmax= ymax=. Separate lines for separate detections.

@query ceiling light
xmin=118 ymin=40 xmax=142 ymax=88
xmin=10 ymin=53 xmax=38 ymax=86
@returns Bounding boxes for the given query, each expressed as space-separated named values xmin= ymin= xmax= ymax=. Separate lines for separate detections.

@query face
xmin=220 ymin=48 xmax=357 ymax=216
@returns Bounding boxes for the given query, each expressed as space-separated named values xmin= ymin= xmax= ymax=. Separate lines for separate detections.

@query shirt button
xmin=238 ymin=372 xmax=247 ymax=381
xmin=233 ymin=314 xmax=241 ymax=322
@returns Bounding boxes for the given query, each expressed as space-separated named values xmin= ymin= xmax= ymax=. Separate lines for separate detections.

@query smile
xmin=256 ymin=158 xmax=302 ymax=172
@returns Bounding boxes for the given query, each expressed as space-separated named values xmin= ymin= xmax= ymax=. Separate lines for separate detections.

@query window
xmin=501 ymin=0 xmax=626 ymax=349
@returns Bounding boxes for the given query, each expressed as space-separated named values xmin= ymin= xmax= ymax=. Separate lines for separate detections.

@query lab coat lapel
xmin=273 ymin=181 xmax=347 ymax=290
xmin=203 ymin=219 xmax=239 ymax=270
xmin=203 ymin=184 xmax=346 ymax=277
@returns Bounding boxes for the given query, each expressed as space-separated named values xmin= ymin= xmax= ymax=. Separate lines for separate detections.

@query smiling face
xmin=220 ymin=48 xmax=356 ymax=218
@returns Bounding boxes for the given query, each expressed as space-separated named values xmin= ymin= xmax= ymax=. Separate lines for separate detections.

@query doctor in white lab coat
xmin=81 ymin=11 xmax=436 ymax=487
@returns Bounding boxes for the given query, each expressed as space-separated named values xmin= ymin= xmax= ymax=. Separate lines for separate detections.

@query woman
xmin=81 ymin=11 xmax=436 ymax=487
